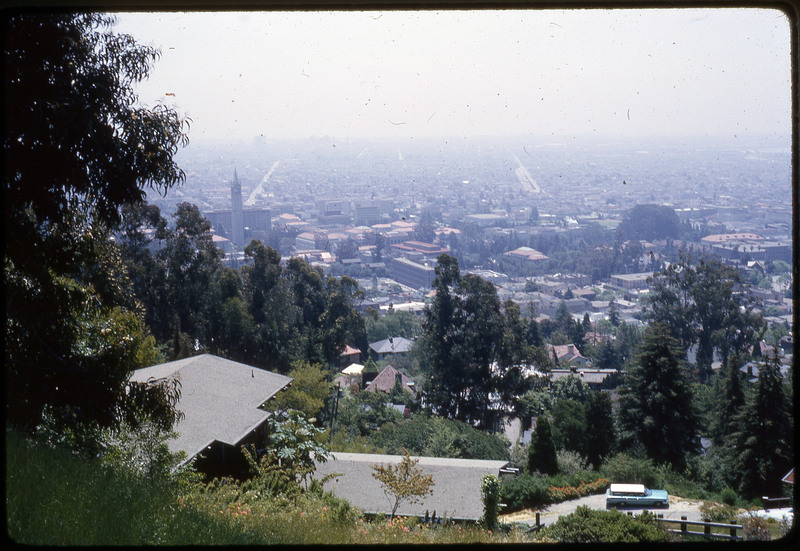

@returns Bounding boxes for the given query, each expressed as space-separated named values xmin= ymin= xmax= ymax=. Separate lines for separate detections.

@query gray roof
xmin=550 ymin=368 xmax=618 ymax=385
xmin=129 ymin=354 xmax=292 ymax=460
xmin=369 ymin=337 xmax=414 ymax=355
xmin=314 ymin=452 xmax=508 ymax=520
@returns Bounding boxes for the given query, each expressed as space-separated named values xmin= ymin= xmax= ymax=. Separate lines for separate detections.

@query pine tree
xmin=528 ymin=416 xmax=559 ymax=475
xmin=585 ymin=390 xmax=616 ymax=469
xmin=616 ymin=322 xmax=699 ymax=469
xmin=731 ymin=355 xmax=793 ymax=499
xmin=710 ymin=354 xmax=746 ymax=446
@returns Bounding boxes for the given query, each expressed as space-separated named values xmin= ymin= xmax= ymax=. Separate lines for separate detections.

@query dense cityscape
xmin=148 ymin=134 xmax=792 ymax=330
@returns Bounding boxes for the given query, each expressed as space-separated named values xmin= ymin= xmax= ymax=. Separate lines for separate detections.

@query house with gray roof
xmin=129 ymin=354 xmax=292 ymax=479
xmin=314 ymin=452 xmax=509 ymax=521
xmin=550 ymin=368 xmax=620 ymax=389
xmin=369 ymin=336 xmax=414 ymax=360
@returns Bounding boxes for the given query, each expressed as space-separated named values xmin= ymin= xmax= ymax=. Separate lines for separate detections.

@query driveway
xmin=501 ymin=493 xmax=710 ymax=528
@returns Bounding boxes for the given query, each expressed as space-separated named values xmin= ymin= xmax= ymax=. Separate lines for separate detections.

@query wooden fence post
xmin=704 ymin=518 xmax=711 ymax=537
xmin=536 ymin=512 xmax=540 ymax=530
xmin=681 ymin=516 xmax=687 ymax=533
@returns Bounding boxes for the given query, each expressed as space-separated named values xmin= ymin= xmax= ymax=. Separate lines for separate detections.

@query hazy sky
xmin=113 ymin=8 xmax=791 ymax=143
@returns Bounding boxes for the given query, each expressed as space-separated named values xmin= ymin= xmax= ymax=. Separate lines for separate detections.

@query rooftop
xmin=314 ymin=452 xmax=509 ymax=520
xmin=129 ymin=354 xmax=292 ymax=461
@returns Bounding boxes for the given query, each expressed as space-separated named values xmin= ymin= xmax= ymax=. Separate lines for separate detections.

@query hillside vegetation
xmin=6 ymin=429 xmax=528 ymax=545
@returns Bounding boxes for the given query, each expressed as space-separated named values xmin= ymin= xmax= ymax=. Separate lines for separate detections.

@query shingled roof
xmin=314 ymin=452 xmax=509 ymax=521
xmin=129 ymin=354 xmax=292 ymax=462
xmin=369 ymin=336 xmax=414 ymax=355
xmin=364 ymin=365 xmax=416 ymax=396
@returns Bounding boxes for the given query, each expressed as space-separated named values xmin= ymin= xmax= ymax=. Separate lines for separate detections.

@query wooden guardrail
xmin=655 ymin=515 xmax=743 ymax=541
xmin=523 ymin=511 xmax=744 ymax=540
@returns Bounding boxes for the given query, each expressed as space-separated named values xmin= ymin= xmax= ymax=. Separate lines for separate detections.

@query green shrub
xmin=537 ymin=506 xmax=669 ymax=543
xmin=599 ymin=453 xmax=661 ymax=488
xmin=698 ymin=501 xmax=740 ymax=524
xmin=369 ymin=415 xmax=510 ymax=460
xmin=501 ymin=473 xmax=555 ymax=511
xmin=480 ymin=473 xmax=500 ymax=530
xmin=719 ymin=487 xmax=738 ymax=507
xmin=556 ymin=449 xmax=588 ymax=476
xmin=501 ymin=471 xmax=611 ymax=512
xmin=566 ymin=469 xmax=602 ymax=487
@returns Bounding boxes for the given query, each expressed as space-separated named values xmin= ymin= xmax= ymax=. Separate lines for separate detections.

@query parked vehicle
xmin=605 ymin=483 xmax=669 ymax=508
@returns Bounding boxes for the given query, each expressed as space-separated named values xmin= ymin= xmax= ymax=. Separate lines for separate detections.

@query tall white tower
xmin=231 ymin=169 xmax=244 ymax=246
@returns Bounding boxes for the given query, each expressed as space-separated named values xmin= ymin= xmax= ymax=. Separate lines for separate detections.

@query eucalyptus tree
xmin=647 ymin=252 xmax=763 ymax=379
xmin=4 ymin=13 xmax=188 ymax=431
xmin=421 ymin=254 xmax=530 ymax=429
xmin=159 ymin=203 xmax=223 ymax=358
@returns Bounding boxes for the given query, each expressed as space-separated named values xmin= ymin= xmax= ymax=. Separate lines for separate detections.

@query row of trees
xmin=117 ymin=201 xmax=367 ymax=374
xmin=4 ymin=14 xmax=365 ymax=440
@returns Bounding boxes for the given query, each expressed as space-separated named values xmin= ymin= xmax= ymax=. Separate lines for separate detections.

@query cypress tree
xmin=585 ymin=390 xmax=616 ymax=469
xmin=528 ymin=416 xmax=559 ymax=475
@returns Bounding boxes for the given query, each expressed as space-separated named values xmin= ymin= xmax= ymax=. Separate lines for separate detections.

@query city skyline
xmin=113 ymin=8 xmax=792 ymax=145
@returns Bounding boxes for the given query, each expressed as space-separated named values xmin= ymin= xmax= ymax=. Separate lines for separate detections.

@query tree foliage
xmin=528 ymin=416 xmax=559 ymax=475
xmin=551 ymin=399 xmax=587 ymax=455
xmin=729 ymin=356 xmax=793 ymax=499
xmin=616 ymin=204 xmax=682 ymax=242
xmin=584 ymin=390 xmax=616 ymax=469
xmin=4 ymin=13 xmax=188 ymax=235
xmin=4 ymin=13 xmax=188 ymax=432
xmin=647 ymin=252 xmax=763 ymax=378
xmin=371 ymin=448 xmax=435 ymax=519
xmin=366 ymin=414 xmax=510 ymax=460
xmin=421 ymin=254 xmax=532 ymax=428
xmin=616 ymin=323 xmax=699 ymax=469
xmin=264 ymin=361 xmax=331 ymax=420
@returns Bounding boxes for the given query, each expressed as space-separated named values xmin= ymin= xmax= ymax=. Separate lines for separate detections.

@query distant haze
xmin=113 ymin=8 xmax=791 ymax=144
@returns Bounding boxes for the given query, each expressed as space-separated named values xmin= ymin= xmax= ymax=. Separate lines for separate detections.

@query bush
xmin=599 ymin=453 xmax=661 ymax=488
xmin=537 ymin=506 xmax=668 ymax=543
xmin=501 ymin=472 xmax=609 ymax=512
xmin=556 ymin=449 xmax=588 ymax=476
xmin=501 ymin=474 xmax=555 ymax=511
xmin=698 ymin=501 xmax=741 ymax=524
xmin=742 ymin=514 xmax=771 ymax=541
xmin=369 ymin=415 xmax=510 ymax=460
xmin=547 ymin=478 xmax=609 ymax=503
xmin=719 ymin=487 xmax=738 ymax=507
xmin=480 ymin=474 xmax=500 ymax=530
xmin=566 ymin=469 xmax=603 ymax=487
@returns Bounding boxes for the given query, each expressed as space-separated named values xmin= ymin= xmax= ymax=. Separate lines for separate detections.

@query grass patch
xmin=6 ymin=429 xmax=253 ymax=545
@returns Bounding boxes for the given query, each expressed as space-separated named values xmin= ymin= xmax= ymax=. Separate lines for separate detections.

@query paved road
xmin=501 ymin=493 xmax=710 ymax=528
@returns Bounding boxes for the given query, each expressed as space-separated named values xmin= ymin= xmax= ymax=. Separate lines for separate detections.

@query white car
xmin=605 ymin=483 xmax=669 ymax=508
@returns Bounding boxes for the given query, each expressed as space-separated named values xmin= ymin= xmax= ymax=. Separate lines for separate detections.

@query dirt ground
xmin=500 ymin=493 xmax=717 ymax=528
